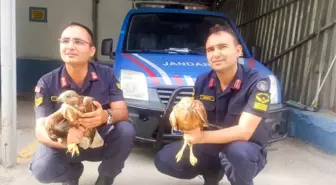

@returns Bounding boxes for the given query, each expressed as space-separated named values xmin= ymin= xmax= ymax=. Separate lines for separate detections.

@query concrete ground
xmin=1 ymin=99 xmax=336 ymax=185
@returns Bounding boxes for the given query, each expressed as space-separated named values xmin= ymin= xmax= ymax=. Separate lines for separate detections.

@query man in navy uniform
xmin=29 ymin=22 xmax=135 ymax=185
xmin=154 ymin=24 xmax=270 ymax=185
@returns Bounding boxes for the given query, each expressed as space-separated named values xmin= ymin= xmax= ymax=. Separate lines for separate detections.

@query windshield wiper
xmin=165 ymin=48 xmax=204 ymax=55
xmin=128 ymin=48 xmax=204 ymax=55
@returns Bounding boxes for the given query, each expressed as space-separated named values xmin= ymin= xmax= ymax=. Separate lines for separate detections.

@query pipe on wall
xmin=92 ymin=0 xmax=99 ymax=59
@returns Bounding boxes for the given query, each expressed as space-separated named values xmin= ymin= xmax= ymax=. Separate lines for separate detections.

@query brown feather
xmin=169 ymin=97 xmax=208 ymax=132
xmin=45 ymin=90 xmax=103 ymax=156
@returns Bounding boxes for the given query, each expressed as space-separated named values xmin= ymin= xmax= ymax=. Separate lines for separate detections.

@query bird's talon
xmin=175 ymin=151 xmax=183 ymax=162
xmin=67 ymin=144 xmax=80 ymax=158
xmin=190 ymin=155 xmax=198 ymax=166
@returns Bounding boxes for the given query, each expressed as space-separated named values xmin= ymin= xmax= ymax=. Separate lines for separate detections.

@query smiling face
xmin=205 ymin=31 xmax=243 ymax=72
xmin=59 ymin=25 xmax=96 ymax=65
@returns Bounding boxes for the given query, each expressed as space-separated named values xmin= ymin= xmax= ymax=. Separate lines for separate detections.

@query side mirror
xmin=101 ymin=38 xmax=113 ymax=58
xmin=251 ymin=45 xmax=261 ymax=61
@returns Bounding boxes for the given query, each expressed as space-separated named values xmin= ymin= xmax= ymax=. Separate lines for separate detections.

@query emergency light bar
xmin=132 ymin=0 xmax=214 ymax=10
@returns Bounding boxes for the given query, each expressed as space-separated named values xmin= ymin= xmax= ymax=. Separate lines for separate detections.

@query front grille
xmin=156 ymin=87 xmax=193 ymax=105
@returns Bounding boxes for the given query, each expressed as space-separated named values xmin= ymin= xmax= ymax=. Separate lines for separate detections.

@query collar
xmin=209 ymin=63 xmax=244 ymax=92
xmin=60 ymin=62 xmax=100 ymax=89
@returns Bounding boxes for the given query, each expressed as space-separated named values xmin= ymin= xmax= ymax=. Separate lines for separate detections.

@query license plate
xmin=171 ymin=128 xmax=183 ymax=135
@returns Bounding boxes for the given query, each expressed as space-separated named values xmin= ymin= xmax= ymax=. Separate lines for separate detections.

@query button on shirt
xmin=193 ymin=63 xmax=271 ymax=147
xmin=34 ymin=62 xmax=124 ymax=119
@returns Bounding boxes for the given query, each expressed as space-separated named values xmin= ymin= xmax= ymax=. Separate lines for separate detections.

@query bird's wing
xmin=44 ymin=110 xmax=68 ymax=141
xmin=46 ymin=109 xmax=64 ymax=123
xmin=60 ymin=103 xmax=83 ymax=126
xmin=82 ymin=96 xmax=96 ymax=113
xmin=184 ymin=99 xmax=208 ymax=130
xmin=169 ymin=97 xmax=192 ymax=131
xmin=169 ymin=109 xmax=178 ymax=131
xmin=193 ymin=100 xmax=209 ymax=128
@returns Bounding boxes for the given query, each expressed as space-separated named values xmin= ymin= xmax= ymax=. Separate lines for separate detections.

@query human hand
xmin=57 ymin=137 xmax=68 ymax=147
xmin=183 ymin=127 xmax=204 ymax=145
xmin=78 ymin=101 xmax=107 ymax=128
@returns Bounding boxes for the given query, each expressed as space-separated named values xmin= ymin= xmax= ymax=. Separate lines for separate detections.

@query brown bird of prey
xmin=169 ymin=96 xmax=209 ymax=166
xmin=45 ymin=90 xmax=104 ymax=157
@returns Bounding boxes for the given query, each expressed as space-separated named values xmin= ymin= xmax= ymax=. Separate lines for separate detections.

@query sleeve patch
xmin=256 ymin=80 xmax=269 ymax=92
xmin=252 ymin=92 xmax=270 ymax=111
xmin=116 ymin=82 xmax=121 ymax=89
xmin=34 ymin=85 xmax=41 ymax=93
xmin=35 ymin=96 xmax=43 ymax=107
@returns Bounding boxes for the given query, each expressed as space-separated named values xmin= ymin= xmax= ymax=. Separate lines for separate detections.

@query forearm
xmin=202 ymin=125 xmax=252 ymax=144
xmin=108 ymin=108 xmax=129 ymax=124
xmin=35 ymin=118 xmax=67 ymax=149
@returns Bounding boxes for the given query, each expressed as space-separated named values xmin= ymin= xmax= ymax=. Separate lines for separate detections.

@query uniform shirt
xmin=193 ymin=63 xmax=271 ymax=147
xmin=34 ymin=61 xmax=124 ymax=119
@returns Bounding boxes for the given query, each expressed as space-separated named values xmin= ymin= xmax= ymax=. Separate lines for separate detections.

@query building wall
xmin=96 ymin=0 xmax=133 ymax=61
xmin=16 ymin=0 xmax=93 ymax=60
xmin=7 ymin=0 xmax=132 ymax=93
xmin=218 ymin=0 xmax=336 ymax=112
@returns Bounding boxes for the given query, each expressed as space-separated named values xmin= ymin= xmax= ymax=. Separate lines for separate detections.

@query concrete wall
xmin=16 ymin=0 xmax=93 ymax=60
xmin=11 ymin=0 xmax=132 ymax=93
xmin=96 ymin=0 xmax=132 ymax=61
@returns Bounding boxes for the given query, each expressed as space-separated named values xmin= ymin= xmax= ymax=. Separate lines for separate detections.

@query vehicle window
xmin=123 ymin=13 xmax=242 ymax=55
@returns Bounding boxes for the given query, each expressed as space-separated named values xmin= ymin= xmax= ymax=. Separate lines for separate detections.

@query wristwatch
xmin=106 ymin=109 xmax=113 ymax=125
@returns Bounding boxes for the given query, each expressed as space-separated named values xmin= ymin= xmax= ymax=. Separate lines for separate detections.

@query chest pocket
xmin=224 ymin=98 xmax=245 ymax=126
xmin=50 ymin=94 xmax=62 ymax=110
xmin=88 ymin=81 xmax=110 ymax=108
xmin=199 ymin=94 xmax=216 ymax=124
xmin=228 ymin=103 xmax=244 ymax=115
xmin=227 ymin=93 xmax=246 ymax=115
xmin=199 ymin=94 xmax=216 ymax=111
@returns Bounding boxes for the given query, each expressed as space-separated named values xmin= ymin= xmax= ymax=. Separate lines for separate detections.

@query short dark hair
xmin=66 ymin=22 xmax=94 ymax=43
xmin=208 ymin=24 xmax=240 ymax=45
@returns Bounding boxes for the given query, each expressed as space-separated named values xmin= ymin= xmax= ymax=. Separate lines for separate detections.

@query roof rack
xmin=131 ymin=0 xmax=215 ymax=10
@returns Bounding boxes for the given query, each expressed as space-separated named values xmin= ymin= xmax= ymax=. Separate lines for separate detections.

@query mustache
xmin=211 ymin=56 xmax=226 ymax=63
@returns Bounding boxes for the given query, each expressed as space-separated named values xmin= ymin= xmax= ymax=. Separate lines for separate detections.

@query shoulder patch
xmin=116 ymin=83 xmax=121 ymax=89
xmin=35 ymin=96 xmax=43 ymax=107
xmin=256 ymin=80 xmax=269 ymax=92
xmin=253 ymin=92 xmax=270 ymax=111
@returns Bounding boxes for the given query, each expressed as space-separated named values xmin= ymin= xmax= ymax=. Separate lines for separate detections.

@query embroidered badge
xmin=61 ymin=77 xmax=67 ymax=88
xmin=34 ymin=85 xmax=41 ymax=93
xmin=35 ymin=96 xmax=43 ymax=107
xmin=256 ymin=80 xmax=269 ymax=92
xmin=208 ymin=78 xmax=214 ymax=88
xmin=233 ymin=79 xmax=241 ymax=90
xmin=200 ymin=94 xmax=215 ymax=101
xmin=253 ymin=92 xmax=270 ymax=111
xmin=50 ymin=96 xmax=58 ymax=101
xmin=116 ymin=83 xmax=121 ymax=89
xmin=91 ymin=72 xmax=99 ymax=80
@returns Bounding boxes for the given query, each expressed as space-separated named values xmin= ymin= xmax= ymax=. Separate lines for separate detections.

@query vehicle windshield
xmin=123 ymin=13 xmax=237 ymax=55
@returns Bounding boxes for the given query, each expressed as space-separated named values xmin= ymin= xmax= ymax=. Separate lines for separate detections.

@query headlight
xmin=120 ymin=69 xmax=149 ymax=101
xmin=268 ymin=75 xmax=279 ymax=104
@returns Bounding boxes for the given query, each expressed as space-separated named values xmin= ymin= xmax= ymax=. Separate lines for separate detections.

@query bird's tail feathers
xmin=89 ymin=130 xmax=104 ymax=148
